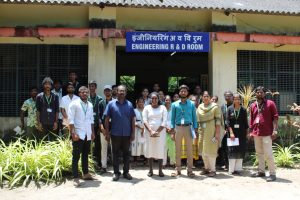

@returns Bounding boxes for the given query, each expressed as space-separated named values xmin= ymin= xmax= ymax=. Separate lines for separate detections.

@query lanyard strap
xmin=80 ymin=101 xmax=88 ymax=116
xmin=45 ymin=94 xmax=52 ymax=106
xmin=256 ymin=101 xmax=264 ymax=113
xmin=234 ymin=107 xmax=241 ymax=121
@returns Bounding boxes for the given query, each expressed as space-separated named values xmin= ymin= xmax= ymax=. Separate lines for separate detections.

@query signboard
xmin=126 ymin=32 xmax=210 ymax=52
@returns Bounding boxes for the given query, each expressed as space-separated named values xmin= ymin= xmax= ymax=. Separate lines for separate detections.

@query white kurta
xmin=131 ymin=108 xmax=146 ymax=156
xmin=143 ymin=105 xmax=167 ymax=159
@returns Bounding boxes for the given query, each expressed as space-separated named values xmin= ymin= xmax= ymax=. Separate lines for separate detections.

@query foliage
xmin=237 ymin=85 xmax=256 ymax=110
xmin=273 ymin=143 xmax=300 ymax=168
xmin=120 ymin=76 xmax=135 ymax=92
xmin=0 ymin=138 xmax=94 ymax=188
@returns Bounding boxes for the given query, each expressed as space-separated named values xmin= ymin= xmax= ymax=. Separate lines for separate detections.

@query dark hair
xmin=66 ymin=82 xmax=74 ymax=88
xmin=29 ymin=86 xmax=38 ymax=92
xmin=233 ymin=93 xmax=241 ymax=99
xmin=53 ymin=79 xmax=62 ymax=85
xmin=69 ymin=71 xmax=77 ymax=75
xmin=141 ymin=87 xmax=149 ymax=93
xmin=136 ymin=96 xmax=144 ymax=104
xmin=223 ymin=90 xmax=233 ymax=96
xmin=179 ymin=84 xmax=189 ymax=92
xmin=150 ymin=92 xmax=162 ymax=106
xmin=112 ymin=85 xmax=117 ymax=89
xmin=255 ymin=86 xmax=266 ymax=93
xmin=212 ymin=95 xmax=219 ymax=102
xmin=203 ymin=91 xmax=211 ymax=96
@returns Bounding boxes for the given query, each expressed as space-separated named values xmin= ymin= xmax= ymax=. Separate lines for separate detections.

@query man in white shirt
xmin=69 ymin=86 xmax=95 ymax=187
xmin=60 ymin=82 xmax=79 ymax=136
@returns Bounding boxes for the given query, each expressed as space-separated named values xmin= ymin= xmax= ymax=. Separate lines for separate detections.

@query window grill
xmin=237 ymin=50 xmax=300 ymax=115
xmin=0 ymin=44 xmax=88 ymax=117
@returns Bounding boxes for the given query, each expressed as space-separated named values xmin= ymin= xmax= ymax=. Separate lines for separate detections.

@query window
xmin=0 ymin=44 xmax=88 ymax=117
xmin=237 ymin=50 xmax=300 ymax=115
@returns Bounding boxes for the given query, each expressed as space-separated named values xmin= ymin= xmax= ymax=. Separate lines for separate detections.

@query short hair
xmin=179 ymin=84 xmax=189 ymax=92
xmin=29 ymin=86 xmax=38 ymax=92
xmin=112 ymin=85 xmax=117 ymax=89
xmin=165 ymin=95 xmax=172 ymax=101
xmin=66 ymin=82 xmax=74 ymax=88
xmin=117 ymin=85 xmax=127 ymax=91
xmin=88 ymin=80 xmax=97 ymax=87
xmin=53 ymin=79 xmax=62 ymax=85
xmin=150 ymin=92 xmax=162 ymax=106
xmin=69 ymin=71 xmax=77 ymax=75
xmin=233 ymin=93 xmax=241 ymax=99
xmin=136 ymin=96 xmax=144 ymax=104
xmin=224 ymin=90 xmax=233 ymax=96
xmin=255 ymin=86 xmax=266 ymax=93
xmin=79 ymin=86 xmax=88 ymax=93
xmin=42 ymin=77 xmax=53 ymax=86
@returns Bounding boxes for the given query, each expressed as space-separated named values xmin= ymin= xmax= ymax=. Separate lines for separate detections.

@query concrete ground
xmin=1 ymin=166 xmax=300 ymax=200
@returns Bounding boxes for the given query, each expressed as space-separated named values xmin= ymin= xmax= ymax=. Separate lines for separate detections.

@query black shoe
xmin=159 ymin=171 xmax=165 ymax=177
xmin=112 ymin=173 xmax=120 ymax=181
xmin=123 ymin=173 xmax=133 ymax=180
xmin=266 ymin=175 xmax=276 ymax=182
xmin=251 ymin=172 xmax=266 ymax=178
xmin=99 ymin=168 xmax=107 ymax=175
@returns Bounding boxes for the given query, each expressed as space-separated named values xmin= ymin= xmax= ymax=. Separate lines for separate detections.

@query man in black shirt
xmin=36 ymin=77 xmax=59 ymax=141
xmin=63 ymin=71 xmax=81 ymax=96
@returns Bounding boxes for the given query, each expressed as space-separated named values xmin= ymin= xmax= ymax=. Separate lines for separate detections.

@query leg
xmin=202 ymin=155 xmax=210 ymax=171
xmin=254 ymin=136 xmax=265 ymax=173
xmin=111 ymin=136 xmax=122 ymax=175
xmin=228 ymin=159 xmax=236 ymax=174
xmin=183 ymin=127 xmax=193 ymax=173
xmin=235 ymin=159 xmax=243 ymax=172
xmin=122 ymin=136 xmax=131 ymax=175
xmin=72 ymin=139 xmax=83 ymax=178
xmin=262 ymin=136 xmax=276 ymax=175
xmin=81 ymin=137 xmax=91 ymax=175
xmin=158 ymin=159 xmax=164 ymax=177
xmin=100 ymin=133 xmax=108 ymax=169
xmin=92 ymin=126 xmax=101 ymax=167
xmin=175 ymin=126 xmax=184 ymax=172
xmin=148 ymin=158 xmax=153 ymax=176
xmin=163 ymin=144 xmax=168 ymax=166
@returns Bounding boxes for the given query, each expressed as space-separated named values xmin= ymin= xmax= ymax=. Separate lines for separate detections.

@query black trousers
xmin=72 ymin=137 xmax=91 ymax=178
xmin=216 ymin=134 xmax=229 ymax=167
xmin=40 ymin=124 xmax=56 ymax=141
xmin=92 ymin=126 xmax=101 ymax=167
xmin=111 ymin=135 xmax=130 ymax=175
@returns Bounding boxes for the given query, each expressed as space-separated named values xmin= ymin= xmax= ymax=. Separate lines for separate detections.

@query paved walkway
xmin=2 ymin=167 xmax=300 ymax=200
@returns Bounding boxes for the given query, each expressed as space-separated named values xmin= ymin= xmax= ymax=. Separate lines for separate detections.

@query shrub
xmin=273 ymin=143 xmax=300 ymax=168
xmin=0 ymin=138 xmax=94 ymax=188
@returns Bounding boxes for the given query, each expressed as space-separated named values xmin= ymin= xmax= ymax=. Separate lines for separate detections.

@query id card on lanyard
xmin=45 ymin=94 xmax=52 ymax=113
xmin=255 ymin=101 xmax=264 ymax=124
xmin=80 ymin=101 xmax=88 ymax=119
xmin=234 ymin=107 xmax=241 ymax=129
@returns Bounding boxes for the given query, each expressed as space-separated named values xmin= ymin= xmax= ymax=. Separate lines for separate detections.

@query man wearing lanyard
xmin=69 ymin=86 xmax=95 ymax=187
xmin=98 ymin=85 xmax=113 ymax=174
xmin=170 ymin=85 xmax=198 ymax=178
xmin=217 ymin=90 xmax=233 ymax=170
xmin=249 ymin=86 xmax=278 ymax=182
xmin=36 ymin=77 xmax=59 ymax=141
xmin=88 ymin=80 xmax=103 ymax=170
xmin=104 ymin=85 xmax=136 ymax=181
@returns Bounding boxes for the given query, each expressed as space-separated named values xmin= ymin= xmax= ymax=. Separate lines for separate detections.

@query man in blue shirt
xmin=171 ymin=85 xmax=198 ymax=178
xmin=104 ymin=85 xmax=135 ymax=181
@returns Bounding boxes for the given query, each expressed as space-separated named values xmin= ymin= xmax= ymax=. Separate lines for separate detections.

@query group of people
xmin=20 ymin=73 xmax=279 ymax=187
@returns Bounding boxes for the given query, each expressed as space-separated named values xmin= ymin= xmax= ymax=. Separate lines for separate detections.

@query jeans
xmin=72 ymin=136 xmax=91 ymax=178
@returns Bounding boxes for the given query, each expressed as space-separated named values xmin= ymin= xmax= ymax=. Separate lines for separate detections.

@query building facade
xmin=1 ymin=0 xmax=300 ymax=135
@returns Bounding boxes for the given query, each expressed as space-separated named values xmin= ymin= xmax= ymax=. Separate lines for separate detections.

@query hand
xmin=105 ymin=133 xmax=111 ymax=142
xmin=247 ymin=133 xmax=252 ymax=141
xmin=91 ymin=133 xmax=95 ymax=141
xmin=271 ymin=131 xmax=278 ymax=140
xmin=21 ymin=124 xmax=25 ymax=130
xmin=141 ymin=128 xmax=145 ymax=135
xmin=230 ymin=132 xmax=235 ymax=141
xmin=53 ymin=122 xmax=58 ymax=130
xmin=150 ymin=130 xmax=156 ymax=137
xmin=194 ymin=128 xmax=198 ymax=134
xmin=72 ymin=132 xmax=80 ymax=141
xmin=130 ymin=134 xmax=135 ymax=142
xmin=170 ymin=128 xmax=176 ymax=135
xmin=171 ymin=133 xmax=175 ymax=141
xmin=215 ymin=132 xmax=221 ymax=143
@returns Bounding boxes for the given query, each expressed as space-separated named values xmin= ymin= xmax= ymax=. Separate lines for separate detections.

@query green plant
xmin=273 ymin=143 xmax=300 ymax=168
xmin=237 ymin=85 xmax=256 ymax=111
xmin=0 ymin=138 xmax=94 ymax=188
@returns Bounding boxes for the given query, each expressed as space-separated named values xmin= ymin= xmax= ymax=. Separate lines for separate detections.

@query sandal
xmin=207 ymin=171 xmax=216 ymax=177
xmin=200 ymin=170 xmax=209 ymax=175
xmin=147 ymin=171 xmax=153 ymax=177
xmin=171 ymin=171 xmax=181 ymax=177
xmin=188 ymin=171 xmax=195 ymax=178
